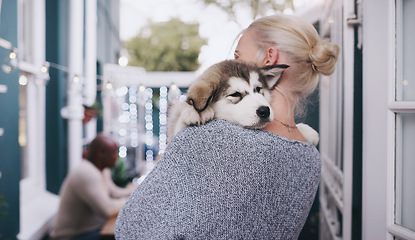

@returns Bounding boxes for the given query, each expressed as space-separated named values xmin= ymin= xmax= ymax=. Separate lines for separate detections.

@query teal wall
xmin=45 ymin=0 xmax=69 ymax=194
xmin=0 ymin=1 xmax=20 ymax=239
xmin=45 ymin=0 xmax=121 ymax=193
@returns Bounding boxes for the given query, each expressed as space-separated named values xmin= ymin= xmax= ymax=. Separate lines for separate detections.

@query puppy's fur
xmin=168 ymin=60 xmax=319 ymax=146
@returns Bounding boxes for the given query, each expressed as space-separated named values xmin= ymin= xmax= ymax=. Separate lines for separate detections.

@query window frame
xmin=386 ymin=1 xmax=415 ymax=239
xmin=363 ymin=0 xmax=415 ymax=239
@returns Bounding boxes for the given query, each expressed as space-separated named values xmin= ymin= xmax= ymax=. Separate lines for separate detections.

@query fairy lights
xmin=0 ymin=37 xmax=193 ymax=166
xmin=2 ymin=50 xmax=18 ymax=74
xmin=19 ymin=75 xmax=28 ymax=86
xmin=0 ymin=38 xmax=102 ymax=89
xmin=128 ymin=86 xmax=139 ymax=148
xmin=72 ymin=74 xmax=80 ymax=83
xmin=118 ymin=55 xmax=128 ymax=67
xmin=159 ymin=86 xmax=168 ymax=154
xmin=168 ymin=83 xmax=182 ymax=102
xmin=9 ymin=50 xmax=17 ymax=60
xmin=40 ymin=62 xmax=49 ymax=73
xmin=144 ymin=87 xmax=154 ymax=162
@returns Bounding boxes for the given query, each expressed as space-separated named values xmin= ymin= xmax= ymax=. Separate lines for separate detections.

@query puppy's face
xmin=186 ymin=60 xmax=288 ymax=129
xmin=212 ymin=71 xmax=273 ymax=129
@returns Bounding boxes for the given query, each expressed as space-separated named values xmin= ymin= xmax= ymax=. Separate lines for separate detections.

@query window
xmin=395 ymin=113 xmax=415 ymax=231
xmin=387 ymin=0 xmax=415 ymax=239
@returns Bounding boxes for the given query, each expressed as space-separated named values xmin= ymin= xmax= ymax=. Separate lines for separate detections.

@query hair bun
xmin=309 ymin=40 xmax=339 ymax=76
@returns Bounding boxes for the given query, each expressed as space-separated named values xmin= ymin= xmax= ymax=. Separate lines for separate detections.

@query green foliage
xmin=84 ymin=101 xmax=103 ymax=118
xmin=111 ymin=158 xmax=129 ymax=187
xmin=111 ymin=158 xmax=138 ymax=188
xmin=203 ymin=0 xmax=293 ymax=22
xmin=124 ymin=18 xmax=207 ymax=71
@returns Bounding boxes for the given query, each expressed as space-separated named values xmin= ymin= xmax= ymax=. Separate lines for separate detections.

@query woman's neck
xmin=263 ymin=88 xmax=307 ymax=142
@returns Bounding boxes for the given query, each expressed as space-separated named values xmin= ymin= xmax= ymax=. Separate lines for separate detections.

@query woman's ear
xmin=264 ymin=47 xmax=279 ymax=66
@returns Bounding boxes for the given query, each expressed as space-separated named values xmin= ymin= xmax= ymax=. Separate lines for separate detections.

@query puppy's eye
xmin=229 ymin=92 xmax=242 ymax=98
xmin=255 ymin=87 xmax=263 ymax=93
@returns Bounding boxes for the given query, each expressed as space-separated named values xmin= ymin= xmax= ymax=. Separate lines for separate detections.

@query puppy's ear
xmin=261 ymin=64 xmax=289 ymax=89
xmin=186 ymin=79 xmax=216 ymax=113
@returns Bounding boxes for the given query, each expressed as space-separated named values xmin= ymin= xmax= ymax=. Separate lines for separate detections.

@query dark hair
xmin=87 ymin=134 xmax=118 ymax=170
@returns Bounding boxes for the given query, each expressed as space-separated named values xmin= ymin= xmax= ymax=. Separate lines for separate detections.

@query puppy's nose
xmin=256 ymin=106 xmax=270 ymax=119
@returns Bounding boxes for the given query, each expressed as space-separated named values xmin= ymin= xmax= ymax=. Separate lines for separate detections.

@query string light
xmin=9 ymin=50 xmax=17 ymax=60
xmin=72 ymin=74 xmax=80 ymax=83
xmin=0 ymin=38 xmax=176 ymax=163
xmin=2 ymin=49 xmax=18 ymax=74
xmin=144 ymin=87 xmax=154 ymax=162
xmin=118 ymin=55 xmax=128 ymax=67
xmin=168 ymin=83 xmax=182 ymax=102
xmin=159 ymin=86 xmax=168 ymax=154
xmin=19 ymin=75 xmax=28 ymax=86
xmin=128 ymin=86 xmax=139 ymax=148
xmin=0 ymin=41 xmax=110 ymax=84
xmin=40 ymin=62 xmax=49 ymax=73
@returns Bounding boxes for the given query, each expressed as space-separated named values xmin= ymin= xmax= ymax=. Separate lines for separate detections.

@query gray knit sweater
xmin=115 ymin=119 xmax=321 ymax=240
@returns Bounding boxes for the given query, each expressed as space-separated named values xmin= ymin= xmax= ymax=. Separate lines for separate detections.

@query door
xmin=318 ymin=0 xmax=361 ymax=239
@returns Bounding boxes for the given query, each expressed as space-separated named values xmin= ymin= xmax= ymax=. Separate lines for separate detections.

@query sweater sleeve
xmin=72 ymin=164 xmax=127 ymax=218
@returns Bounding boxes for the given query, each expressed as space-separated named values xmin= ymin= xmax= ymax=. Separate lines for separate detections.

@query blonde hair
xmin=245 ymin=14 xmax=339 ymax=117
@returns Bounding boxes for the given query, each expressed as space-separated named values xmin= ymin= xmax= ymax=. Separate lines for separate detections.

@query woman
xmin=115 ymin=14 xmax=338 ymax=239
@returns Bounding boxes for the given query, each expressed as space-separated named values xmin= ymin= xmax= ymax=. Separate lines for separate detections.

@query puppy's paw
xmin=198 ymin=106 xmax=215 ymax=124
xmin=181 ymin=104 xmax=203 ymax=126
xmin=296 ymin=123 xmax=319 ymax=147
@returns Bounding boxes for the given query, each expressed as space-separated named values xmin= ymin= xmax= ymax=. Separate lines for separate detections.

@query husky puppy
xmin=167 ymin=60 xmax=319 ymax=145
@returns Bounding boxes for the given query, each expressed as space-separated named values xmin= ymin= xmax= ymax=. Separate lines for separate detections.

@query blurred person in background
xmin=50 ymin=134 xmax=136 ymax=240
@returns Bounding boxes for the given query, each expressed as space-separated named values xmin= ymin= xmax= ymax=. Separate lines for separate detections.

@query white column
xmin=83 ymin=0 xmax=98 ymax=144
xmin=84 ymin=0 xmax=97 ymax=107
xmin=65 ymin=0 xmax=85 ymax=170
xmin=31 ymin=0 xmax=47 ymax=189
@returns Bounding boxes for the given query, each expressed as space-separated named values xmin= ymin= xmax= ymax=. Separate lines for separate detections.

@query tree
xmin=124 ymin=18 xmax=207 ymax=71
xmin=203 ymin=0 xmax=294 ymax=24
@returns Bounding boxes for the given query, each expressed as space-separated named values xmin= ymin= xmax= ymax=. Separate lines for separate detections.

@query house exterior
xmin=0 ymin=0 xmax=121 ymax=239
xmin=0 ymin=0 xmax=414 ymax=239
